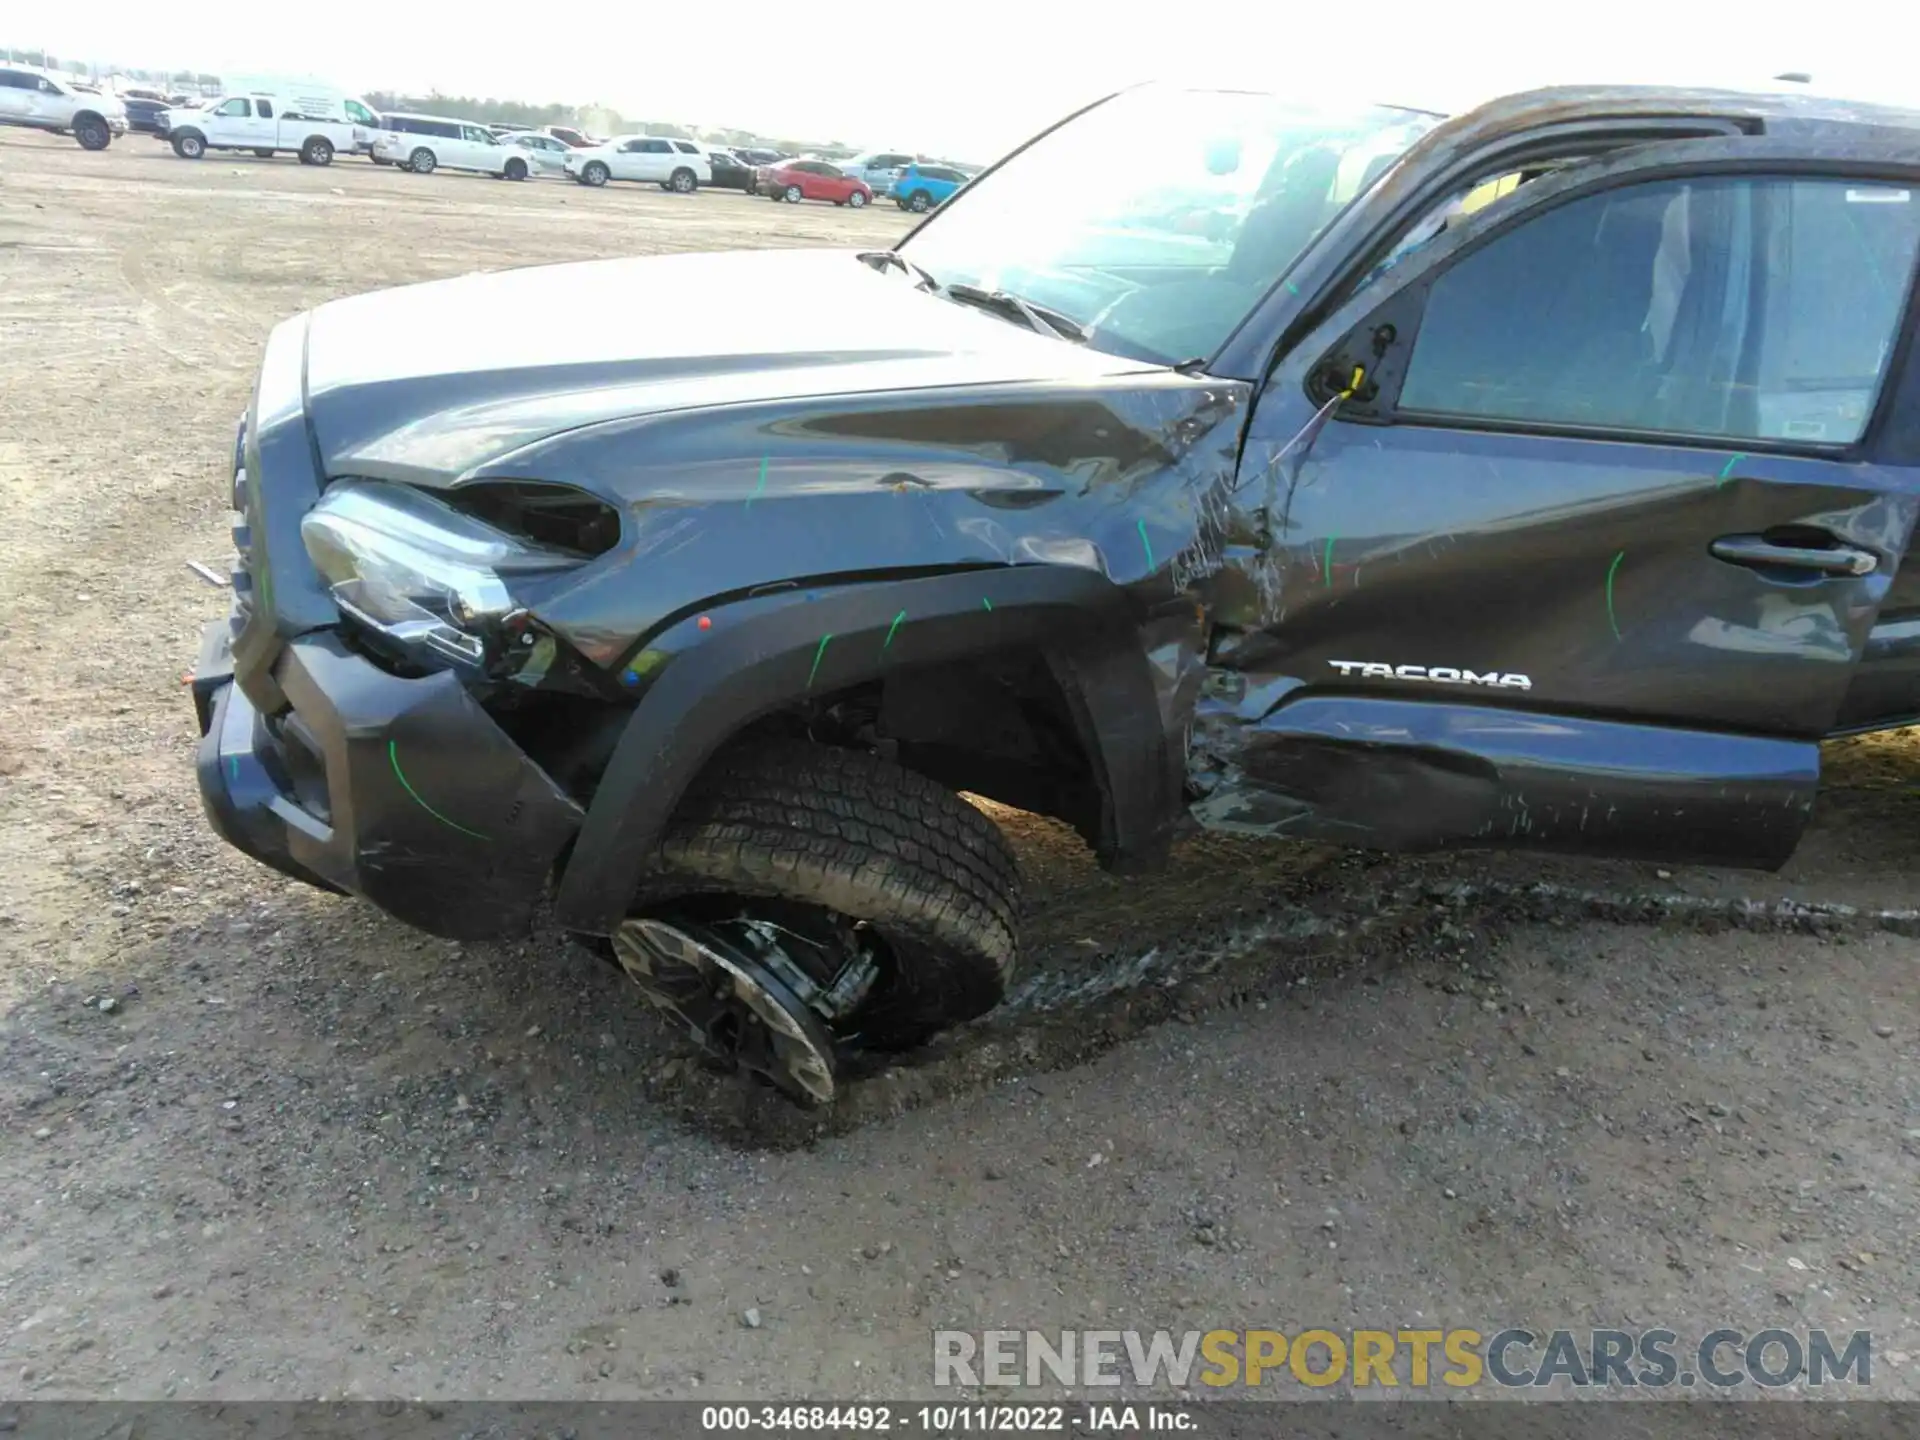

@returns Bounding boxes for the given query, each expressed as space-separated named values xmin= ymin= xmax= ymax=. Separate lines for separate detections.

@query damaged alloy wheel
xmin=619 ymin=741 xmax=1020 ymax=1106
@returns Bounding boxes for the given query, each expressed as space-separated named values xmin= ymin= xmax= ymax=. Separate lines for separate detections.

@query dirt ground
xmin=1 ymin=129 xmax=1917 ymax=1406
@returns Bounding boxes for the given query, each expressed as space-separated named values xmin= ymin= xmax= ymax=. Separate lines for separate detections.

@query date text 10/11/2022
xmin=699 ymin=1405 xmax=1196 ymax=1432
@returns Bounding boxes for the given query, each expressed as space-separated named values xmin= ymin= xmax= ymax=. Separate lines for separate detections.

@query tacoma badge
xmin=1327 ymin=661 xmax=1533 ymax=690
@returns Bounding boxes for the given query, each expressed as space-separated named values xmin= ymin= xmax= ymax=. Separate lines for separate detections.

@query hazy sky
xmin=19 ymin=0 xmax=1915 ymax=159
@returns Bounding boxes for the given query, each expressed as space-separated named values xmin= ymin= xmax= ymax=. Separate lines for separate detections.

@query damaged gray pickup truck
xmin=193 ymin=82 xmax=1920 ymax=1105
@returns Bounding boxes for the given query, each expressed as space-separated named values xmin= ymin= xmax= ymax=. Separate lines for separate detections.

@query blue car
xmin=892 ymin=162 xmax=966 ymax=213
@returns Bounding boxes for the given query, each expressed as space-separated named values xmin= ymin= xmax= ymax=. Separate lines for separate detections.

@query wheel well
xmin=74 ymin=109 xmax=105 ymax=126
xmin=727 ymin=649 xmax=1106 ymax=848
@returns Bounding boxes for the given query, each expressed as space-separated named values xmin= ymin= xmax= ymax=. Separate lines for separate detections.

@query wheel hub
xmin=612 ymin=909 xmax=880 ymax=1106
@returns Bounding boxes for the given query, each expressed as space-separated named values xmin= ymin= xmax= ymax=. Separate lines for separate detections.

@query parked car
xmin=891 ymin=162 xmax=968 ymax=213
xmin=373 ymin=113 xmax=535 ymax=179
xmin=500 ymin=130 xmax=572 ymax=175
xmin=705 ymin=150 xmax=755 ymax=191
xmin=564 ymin=135 xmax=711 ymax=192
xmin=189 ymin=80 xmax=1920 ymax=1109
xmin=736 ymin=147 xmax=786 ymax=167
xmin=836 ymin=150 xmax=915 ymax=197
xmin=122 ymin=94 xmax=171 ymax=134
xmin=541 ymin=125 xmax=592 ymax=149
xmin=757 ymin=158 xmax=873 ymax=207
xmin=165 ymin=94 xmax=357 ymax=164
xmin=0 ymin=64 xmax=127 ymax=149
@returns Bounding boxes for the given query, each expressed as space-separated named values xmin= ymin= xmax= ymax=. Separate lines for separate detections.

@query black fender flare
xmin=551 ymin=566 xmax=1182 ymax=934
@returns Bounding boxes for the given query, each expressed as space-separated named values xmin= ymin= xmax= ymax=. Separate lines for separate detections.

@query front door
xmin=1198 ymin=138 xmax=1920 ymax=868
xmin=459 ymin=125 xmax=497 ymax=170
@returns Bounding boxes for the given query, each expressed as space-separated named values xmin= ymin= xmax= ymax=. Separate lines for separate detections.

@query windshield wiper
xmin=944 ymin=283 xmax=1087 ymax=344
xmin=858 ymin=249 xmax=942 ymax=291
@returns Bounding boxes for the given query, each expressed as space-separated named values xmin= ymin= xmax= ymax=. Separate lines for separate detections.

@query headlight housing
xmin=301 ymin=480 xmax=581 ymax=676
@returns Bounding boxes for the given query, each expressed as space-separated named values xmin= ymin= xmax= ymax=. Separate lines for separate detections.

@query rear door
xmin=1206 ymin=136 xmax=1920 ymax=866
xmin=0 ymin=69 xmax=30 ymax=122
xmin=638 ymin=138 xmax=674 ymax=181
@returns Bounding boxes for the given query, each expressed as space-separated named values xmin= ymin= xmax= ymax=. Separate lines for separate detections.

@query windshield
xmin=899 ymin=85 xmax=1440 ymax=365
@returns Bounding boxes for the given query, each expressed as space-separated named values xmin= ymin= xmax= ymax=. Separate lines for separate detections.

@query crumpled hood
xmin=302 ymin=248 xmax=1151 ymax=485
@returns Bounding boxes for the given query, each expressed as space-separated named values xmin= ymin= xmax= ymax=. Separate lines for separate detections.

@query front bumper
xmin=194 ymin=619 xmax=585 ymax=940
xmin=107 ymin=116 xmax=129 ymax=136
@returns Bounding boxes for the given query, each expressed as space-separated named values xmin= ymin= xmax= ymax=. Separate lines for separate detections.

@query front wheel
xmin=847 ymin=189 xmax=867 ymax=208
xmin=172 ymin=132 xmax=205 ymax=160
xmin=504 ymin=157 xmax=528 ymax=181
xmin=783 ymin=184 xmax=803 ymax=204
xmin=408 ymin=147 xmax=436 ymax=175
xmin=302 ymin=137 xmax=334 ymax=166
xmin=907 ymin=189 xmax=932 ymax=213
xmin=620 ymin=741 xmax=1019 ymax=1105
xmin=668 ymin=167 xmax=697 ymax=193
xmin=73 ymin=117 xmax=111 ymax=151
xmin=580 ymin=161 xmax=609 ymax=187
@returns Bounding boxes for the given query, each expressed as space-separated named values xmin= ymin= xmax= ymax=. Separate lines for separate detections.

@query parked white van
xmin=164 ymin=94 xmax=361 ymax=164
xmin=372 ymin=113 xmax=534 ymax=179
xmin=207 ymin=77 xmax=380 ymax=153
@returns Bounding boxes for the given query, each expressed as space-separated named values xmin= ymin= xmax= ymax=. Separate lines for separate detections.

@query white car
xmin=836 ymin=150 xmax=915 ymax=197
xmin=0 ymin=63 xmax=128 ymax=149
xmin=164 ymin=94 xmax=361 ymax=164
xmin=500 ymin=130 xmax=571 ymax=176
xmin=564 ymin=135 xmax=711 ymax=192
xmin=373 ymin=113 xmax=536 ymax=180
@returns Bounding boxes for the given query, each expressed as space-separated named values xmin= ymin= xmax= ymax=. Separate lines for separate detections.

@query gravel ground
xmin=0 ymin=129 xmax=1916 ymax=1406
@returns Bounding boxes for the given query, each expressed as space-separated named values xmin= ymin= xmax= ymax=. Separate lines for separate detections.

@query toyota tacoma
xmin=193 ymin=82 xmax=1920 ymax=1104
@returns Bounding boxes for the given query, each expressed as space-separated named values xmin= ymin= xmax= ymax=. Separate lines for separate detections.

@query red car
xmin=757 ymin=159 xmax=873 ymax=208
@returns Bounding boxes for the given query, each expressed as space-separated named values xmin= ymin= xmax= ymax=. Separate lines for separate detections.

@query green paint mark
xmin=882 ymin=610 xmax=907 ymax=652
xmin=1605 ymin=550 xmax=1625 ymax=640
xmin=981 ymin=597 xmax=993 ymax=612
xmin=1137 ymin=518 xmax=1155 ymax=570
xmin=745 ymin=456 xmax=768 ymax=510
xmin=227 ymin=756 xmax=239 ymax=786
xmin=1285 ymin=281 xmax=1300 ymax=295
xmin=1717 ymin=452 xmax=1745 ymax=488
xmin=807 ymin=633 xmax=833 ymax=688
xmin=388 ymin=740 xmax=488 ymax=840
xmin=1323 ymin=534 xmax=1337 ymax=589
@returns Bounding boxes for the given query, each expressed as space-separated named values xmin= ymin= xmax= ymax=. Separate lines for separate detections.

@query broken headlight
xmin=301 ymin=480 xmax=581 ymax=674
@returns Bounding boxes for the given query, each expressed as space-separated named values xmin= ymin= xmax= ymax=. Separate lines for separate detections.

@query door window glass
xmin=257 ymin=99 xmax=274 ymax=118
xmin=216 ymin=97 xmax=249 ymax=116
xmin=1399 ymin=176 xmax=1920 ymax=445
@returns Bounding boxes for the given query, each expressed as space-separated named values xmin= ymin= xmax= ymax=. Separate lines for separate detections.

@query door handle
xmin=1710 ymin=534 xmax=1878 ymax=577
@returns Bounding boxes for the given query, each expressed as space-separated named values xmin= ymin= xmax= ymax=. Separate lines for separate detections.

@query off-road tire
xmin=73 ymin=116 xmax=112 ymax=151
xmin=638 ymin=740 xmax=1019 ymax=1051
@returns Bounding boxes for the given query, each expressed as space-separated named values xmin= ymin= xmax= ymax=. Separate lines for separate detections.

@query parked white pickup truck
xmin=164 ymin=94 xmax=363 ymax=165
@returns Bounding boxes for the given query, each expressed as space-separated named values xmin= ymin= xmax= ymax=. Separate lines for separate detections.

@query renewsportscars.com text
xmin=933 ymin=1328 xmax=1872 ymax=1390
